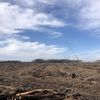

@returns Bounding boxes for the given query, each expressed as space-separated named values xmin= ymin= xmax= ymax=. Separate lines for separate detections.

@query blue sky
xmin=0 ymin=0 xmax=100 ymax=61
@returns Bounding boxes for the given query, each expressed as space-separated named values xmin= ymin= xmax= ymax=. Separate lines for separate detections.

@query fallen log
xmin=16 ymin=89 xmax=57 ymax=96
xmin=15 ymin=89 xmax=65 ymax=100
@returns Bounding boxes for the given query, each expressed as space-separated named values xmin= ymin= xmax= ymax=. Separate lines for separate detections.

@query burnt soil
xmin=0 ymin=62 xmax=100 ymax=100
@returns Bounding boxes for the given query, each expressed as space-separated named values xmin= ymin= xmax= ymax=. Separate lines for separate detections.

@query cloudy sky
xmin=0 ymin=0 xmax=100 ymax=61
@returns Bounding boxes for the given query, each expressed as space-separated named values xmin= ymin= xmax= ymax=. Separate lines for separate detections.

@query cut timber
xmin=16 ymin=89 xmax=57 ymax=96
xmin=15 ymin=89 xmax=65 ymax=100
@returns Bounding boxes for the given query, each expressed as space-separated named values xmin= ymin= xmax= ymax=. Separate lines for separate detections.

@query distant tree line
xmin=33 ymin=59 xmax=82 ymax=63
xmin=0 ymin=61 xmax=21 ymax=63
xmin=0 ymin=59 xmax=82 ymax=63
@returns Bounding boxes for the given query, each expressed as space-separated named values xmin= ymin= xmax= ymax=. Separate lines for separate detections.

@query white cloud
xmin=0 ymin=2 xmax=66 ymax=35
xmin=50 ymin=32 xmax=63 ymax=38
xmin=0 ymin=39 xmax=66 ymax=61
xmin=2 ymin=0 xmax=100 ymax=32
xmin=0 ymin=1 xmax=67 ymax=61
xmin=76 ymin=0 xmax=100 ymax=30
xmin=45 ymin=0 xmax=100 ymax=32
xmin=1 ymin=0 xmax=100 ymax=61
xmin=15 ymin=0 xmax=58 ymax=6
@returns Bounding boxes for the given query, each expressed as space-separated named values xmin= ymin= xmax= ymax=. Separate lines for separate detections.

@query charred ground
xmin=0 ymin=61 xmax=100 ymax=99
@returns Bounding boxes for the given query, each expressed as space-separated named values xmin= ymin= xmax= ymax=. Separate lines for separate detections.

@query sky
xmin=0 ymin=0 xmax=100 ymax=61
